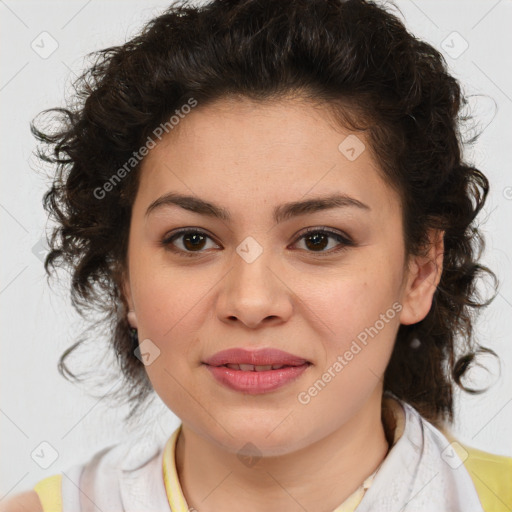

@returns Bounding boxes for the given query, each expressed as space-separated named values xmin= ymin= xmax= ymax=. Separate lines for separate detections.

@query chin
xmin=210 ymin=419 xmax=310 ymax=458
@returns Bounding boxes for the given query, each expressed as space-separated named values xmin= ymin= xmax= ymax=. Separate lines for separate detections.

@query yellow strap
xmin=33 ymin=474 xmax=62 ymax=512
xmin=162 ymin=425 xmax=190 ymax=511
xmin=441 ymin=427 xmax=512 ymax=512
xmin=462 ymin=444 xmax=512 ymax=512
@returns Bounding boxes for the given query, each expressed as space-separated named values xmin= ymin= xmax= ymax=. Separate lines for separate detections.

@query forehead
xmin=135 ymin=96 xmax=401 ymax=222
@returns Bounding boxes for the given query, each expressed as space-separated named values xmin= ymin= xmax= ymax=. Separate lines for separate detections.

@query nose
xmin=216 ymin=246 xmax=293 ymax=329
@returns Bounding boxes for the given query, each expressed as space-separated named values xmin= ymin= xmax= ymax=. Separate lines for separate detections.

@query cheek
xmin=305 ymin=265 xmax=401 ymax=364
xmin=130 ymin=263 xmax=208 ymax=405
xmin=132 ymin=252 xmax=211 ymax=338
xmin=130 ymin=266 xmax=224 ymax=406
xmin=313 ymin=266 xmax=399 ymax=325
xmin=299 ymin=276 xmax=400 ymax=415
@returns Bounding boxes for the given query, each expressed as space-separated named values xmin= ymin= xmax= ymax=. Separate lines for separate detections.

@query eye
xmin=161 ymin=229 xmax=219 ymax=257
xmin=291 ymin=227 xmax=354 ymax=255
xmin=161 ymin=226 xmax=354 ymax=257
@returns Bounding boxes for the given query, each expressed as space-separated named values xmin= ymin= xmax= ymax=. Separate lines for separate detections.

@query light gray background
xmin=1 ymin=0 xmax=511 ymax=499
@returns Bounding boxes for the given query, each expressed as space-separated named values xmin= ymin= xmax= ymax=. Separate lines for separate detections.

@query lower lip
xmin=204 ymin=363 xmax=310 ymax=394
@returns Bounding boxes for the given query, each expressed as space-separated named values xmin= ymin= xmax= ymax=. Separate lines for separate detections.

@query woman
xmin=4 ymin=0 xmax=511 ymax=510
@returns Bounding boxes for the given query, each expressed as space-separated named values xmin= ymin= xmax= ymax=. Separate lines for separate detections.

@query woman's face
xmin=123 ymin=97 xmax=441 ymax=456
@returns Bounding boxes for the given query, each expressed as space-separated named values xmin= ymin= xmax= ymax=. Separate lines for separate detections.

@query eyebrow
xmin=145 ymin=192 xmax=371 ymax=223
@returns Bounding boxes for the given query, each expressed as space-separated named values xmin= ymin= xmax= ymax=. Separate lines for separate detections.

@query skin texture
xmin=0 ymin=491 xmax=43 ymax=512
xmin=122 ymin=97 xmax=444 ymax=512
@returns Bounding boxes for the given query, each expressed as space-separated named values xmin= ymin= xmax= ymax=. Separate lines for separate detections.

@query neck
xmin=175 ymin=390 xmax=392 ymax=512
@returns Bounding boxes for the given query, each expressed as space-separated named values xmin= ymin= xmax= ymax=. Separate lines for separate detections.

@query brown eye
xmin=304 ymin=232 xmax=329 ymax=251
xmin=161 ymin=229 xmax=220 ymax=257
xmin=161 ymin=227 xmax=354 ymax=258
xmin=293 ymin=228 xmax=354 ymax=255
xmin=182 ymin=232 xmax=207 ymax=251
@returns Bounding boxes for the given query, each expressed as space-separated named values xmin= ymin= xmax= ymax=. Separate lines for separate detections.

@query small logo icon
xmin=31 ymin=441 xmax=59 ymax=469
xmin=236 ymin=236 xmax=263 ymax=264
xmin=237 ymin=442 xmax=262 ymax=467
xmin=338 ymin=134 xmax=365 ymax=161
xmin=134 ymin=338 xmax=161 ymax=365
xmin=31 ymin=236 xmax=50 ymax=263
xmin=441 ymin=441 xmax=468 ymax=469
xmin=31 ymin=31 xmax=59 ymax=59
xmin=441 ymin=31 xmax=469 ymax=59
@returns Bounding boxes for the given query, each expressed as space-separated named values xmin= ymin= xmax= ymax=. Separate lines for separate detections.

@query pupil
xmin=305 ymin=233 xmax=327 ymax=251
xmin=184 ymin=233 xmax=206 ymax=251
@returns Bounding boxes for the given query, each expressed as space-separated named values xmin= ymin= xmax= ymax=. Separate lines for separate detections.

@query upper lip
xmin=203 ymin=348 xmax=309 ymax=367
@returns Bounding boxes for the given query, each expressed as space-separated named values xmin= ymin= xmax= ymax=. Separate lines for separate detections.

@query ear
xmin=399 ymin=229 xmax=444 ymax=326
xmin=121 ymin=271 xmax=138 ymax=329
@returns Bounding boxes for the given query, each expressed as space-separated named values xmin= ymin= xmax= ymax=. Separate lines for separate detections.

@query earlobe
xmin=399 ymin=229 xmax=445 ymax=326
xmin=127 ymin=310 xmax=138 ymax=329
xmin=121 ymin=275 xmax=138 ymax=328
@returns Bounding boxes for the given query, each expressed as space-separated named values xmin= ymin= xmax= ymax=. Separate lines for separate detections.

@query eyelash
xmin=160 ymin=227 xmax=355 ymax=258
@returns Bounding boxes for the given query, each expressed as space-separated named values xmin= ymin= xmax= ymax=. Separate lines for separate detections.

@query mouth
xmin=202 ymin=348 xmax=311 ymax=394
xmin=214 ymin=363 xmax=308 ymax=371
xmin=203 ymin=347 xmax=310 ymax=368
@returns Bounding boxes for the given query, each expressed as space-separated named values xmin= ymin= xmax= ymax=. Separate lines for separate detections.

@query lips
xmin=203 ymin=347 xmax=309 ymax=368
xmin=203 ymin=347 xmax=311 ymax=394
xmin=223 ymin=363 xmax=289 ymax=371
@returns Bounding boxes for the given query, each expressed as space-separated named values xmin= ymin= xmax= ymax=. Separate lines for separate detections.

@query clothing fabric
xmin=32 ymin=392 xmax=509 ymax=511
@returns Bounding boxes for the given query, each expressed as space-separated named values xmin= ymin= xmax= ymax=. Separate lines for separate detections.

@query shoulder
xmin=0 ymin=490 xmax=43 ymax=512
xmin=0 ymin=436 xmax=168 ymax=512
xmin=461 ymin=444 xmax=512 ymax=512
xmin=439 ymin=427 xmax=512 ymax=511
xmin=460 ymin=442 xmax=512 ymax=479
xmin=440 ymin=425 xmax=512 ymax=472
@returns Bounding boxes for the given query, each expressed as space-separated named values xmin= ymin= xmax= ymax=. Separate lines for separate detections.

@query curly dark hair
xmin=31 ymin=0 xmax=499 ymax=429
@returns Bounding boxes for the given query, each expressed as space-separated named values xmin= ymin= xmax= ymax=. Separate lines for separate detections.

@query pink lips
xmin=203 ymin=347 xmax=309 ymax=367
xmin=203 ymin=348 xmax=311 ymax=394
